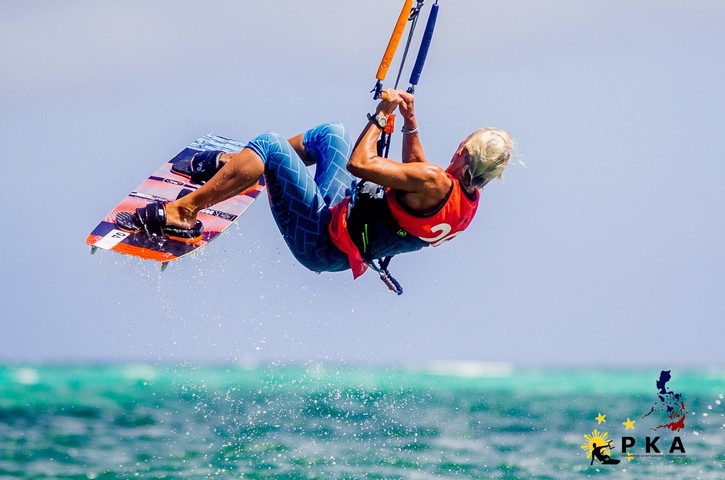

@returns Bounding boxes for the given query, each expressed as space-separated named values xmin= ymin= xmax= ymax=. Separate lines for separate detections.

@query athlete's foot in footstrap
xmin=171 ymin=150 xmax=223 ymax=185
xmin=115 ymin=201 xmax=204 ymax=244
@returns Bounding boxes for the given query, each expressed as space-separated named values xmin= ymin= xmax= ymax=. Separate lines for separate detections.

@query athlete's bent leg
xmin=165 ymin=149 xmax=264 ymax=228
xmin=252 ymin=130 xmax=349 ymax=272
xmin=165 ymin=123 xmax=349 ymax=229
xmin=303 ymin=122 xmax=354 ymax=206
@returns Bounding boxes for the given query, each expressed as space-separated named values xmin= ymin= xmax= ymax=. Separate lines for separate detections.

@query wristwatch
xmin=367 ymin=111 xmax=387 ymax=130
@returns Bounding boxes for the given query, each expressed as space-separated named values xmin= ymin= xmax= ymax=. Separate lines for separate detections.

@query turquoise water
xmin=1 ymin=364 xmax=723 ymax=479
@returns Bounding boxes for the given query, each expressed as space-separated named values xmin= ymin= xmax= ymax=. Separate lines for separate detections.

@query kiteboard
xmin=85 ymin=135 xmax=264 ymax=269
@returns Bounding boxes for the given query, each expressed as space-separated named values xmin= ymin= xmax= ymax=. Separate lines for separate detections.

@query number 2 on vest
xmin=419 ymin=223 xmax=461 ymax=246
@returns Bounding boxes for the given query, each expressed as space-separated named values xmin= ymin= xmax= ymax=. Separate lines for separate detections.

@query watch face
xmin=376 ymin=113 xmax=387 ymax=128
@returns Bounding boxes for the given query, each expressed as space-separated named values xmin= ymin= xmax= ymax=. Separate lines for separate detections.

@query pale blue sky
xmin=1 ymin=1 xmax=723 ymax=366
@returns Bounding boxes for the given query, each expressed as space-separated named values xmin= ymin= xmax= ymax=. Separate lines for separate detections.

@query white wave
xmin=13 ymin=367 xmax=39 ymax=385
xmin=423 ymin=360 xmax=514 ymax=378
xmin=122 ymin=364 xmax=157 ymax=380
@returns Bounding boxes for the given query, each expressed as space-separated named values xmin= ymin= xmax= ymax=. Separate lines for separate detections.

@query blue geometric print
xmin=245 ymin=123 xmax=353 ymax=272
xmin=189 ymin=134 xmax=246 ymax=154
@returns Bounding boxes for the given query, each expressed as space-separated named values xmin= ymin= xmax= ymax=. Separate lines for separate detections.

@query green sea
xmin=1 ymin=364 xmax=723 ymax=479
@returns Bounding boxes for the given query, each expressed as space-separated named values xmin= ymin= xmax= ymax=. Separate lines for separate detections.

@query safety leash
xmin=369 ymin=257 xmax=404 ymax=295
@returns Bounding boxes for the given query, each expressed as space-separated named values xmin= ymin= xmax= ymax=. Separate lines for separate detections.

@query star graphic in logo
xmin=595 ymin=413 xmax=607 ymax=424
xmin=623 ymin=418 xmax=636 ymax=430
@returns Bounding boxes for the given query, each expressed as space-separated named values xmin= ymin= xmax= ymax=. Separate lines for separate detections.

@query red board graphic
xmin=86 ymin=135 xmax=264 ymax=265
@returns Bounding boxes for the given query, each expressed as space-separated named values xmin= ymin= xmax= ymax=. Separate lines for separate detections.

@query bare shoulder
xmin=398 ymin=163 xmax=453 ymax=213
xmin=418 ymin=163 xmax=452 ymax=192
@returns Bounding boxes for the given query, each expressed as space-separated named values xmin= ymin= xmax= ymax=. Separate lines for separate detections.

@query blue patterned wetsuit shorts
xmin=245 ymin=122 xmax=354 ymax=273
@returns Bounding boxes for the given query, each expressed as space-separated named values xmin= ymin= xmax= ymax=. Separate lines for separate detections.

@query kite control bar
xmin=367 ymin=1 xmax=440 ymax=295
xmin=371 ymin=0 xmax=413 ymax=100
xmin=372 ymin=0 xmax=439 ymax=100
xmin=407 ymin=1 xmax=439 ymax=94
xmin=373 ymin=0 xmax=439 ymax=159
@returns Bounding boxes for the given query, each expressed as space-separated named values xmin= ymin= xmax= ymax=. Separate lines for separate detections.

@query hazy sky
xmin=1 ymin=1 xmax=723 ymax=367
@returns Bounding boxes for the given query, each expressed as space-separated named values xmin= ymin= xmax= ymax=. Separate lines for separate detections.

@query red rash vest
xmin=386 ymin=173 xmax=479 ymax=246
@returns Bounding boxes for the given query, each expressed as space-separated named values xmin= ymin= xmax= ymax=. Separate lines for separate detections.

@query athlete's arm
xmin=348 ymin=119 xmax=436 ymax=193
xmin=348 ymin=90 xmax=450 ymax=205
xmin=397 ymin=91 xmax=427 ymax=164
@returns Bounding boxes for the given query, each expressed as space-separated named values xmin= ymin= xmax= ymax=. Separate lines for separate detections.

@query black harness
xmin=347 ymin=181 xmax=428 ymax=294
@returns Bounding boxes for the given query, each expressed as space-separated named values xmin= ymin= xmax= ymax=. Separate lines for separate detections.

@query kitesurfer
xmin=116 ymin=89 xmax=513 ymax=283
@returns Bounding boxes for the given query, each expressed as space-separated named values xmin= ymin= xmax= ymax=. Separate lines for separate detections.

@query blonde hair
xmin=461 ymin=127 xmax=514 ymax=187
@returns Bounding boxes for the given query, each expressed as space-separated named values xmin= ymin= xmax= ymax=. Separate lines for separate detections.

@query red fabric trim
xmin=328 ymin=197 xmax=368 ymax=279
